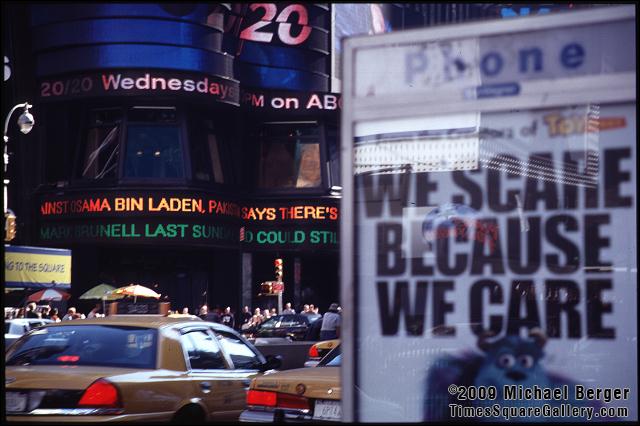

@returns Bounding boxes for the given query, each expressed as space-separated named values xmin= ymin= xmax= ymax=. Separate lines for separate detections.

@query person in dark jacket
xmin=239 ymin=306 xmax=252 ymax=330
xmin=305 ymin=314 xmax=323 ymax=341
xmin=221 ymin=306 xmax=235 ymax=329
xmin=25 ymin=302 xmax=40 ymax=318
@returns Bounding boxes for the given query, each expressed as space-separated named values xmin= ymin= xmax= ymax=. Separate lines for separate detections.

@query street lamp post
xmin=4 ymin=102 xmax=35 ymax=240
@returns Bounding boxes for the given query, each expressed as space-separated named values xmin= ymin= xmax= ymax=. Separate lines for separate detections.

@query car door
xmin=212 ymin=329 xmax=266 ymax=414
xmin=179 ymin=328 xmax=237 ymax=420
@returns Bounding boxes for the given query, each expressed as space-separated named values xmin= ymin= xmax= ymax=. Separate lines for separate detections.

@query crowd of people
xmin=4 ymin=300 xmax=342 ymax=341
xmin=4 ymin=302 xmax=105 ymax=322
xmin=189 ymin=302 xmax=342 ymax=341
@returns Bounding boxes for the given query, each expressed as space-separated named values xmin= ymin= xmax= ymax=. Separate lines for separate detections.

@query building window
xmin=123 ymin=107 xmax=184 ymax=179
xmin=191 ymin=118 xmax=225 ymax=183
xmin=80 ymin=108 xmax=122 ymax=179
xmin=327 ymin=124 xmax=340 ymax=187
xmin=256 ymin=123 xmax=322 ymax=189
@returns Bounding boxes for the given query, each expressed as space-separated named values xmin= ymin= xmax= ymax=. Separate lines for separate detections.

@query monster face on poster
xmin=342 ymin=6 xmax=636 ymax=423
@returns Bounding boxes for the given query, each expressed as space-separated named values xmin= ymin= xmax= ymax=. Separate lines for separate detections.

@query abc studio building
xmin=3 ymin=3 xmax=517 ymax=313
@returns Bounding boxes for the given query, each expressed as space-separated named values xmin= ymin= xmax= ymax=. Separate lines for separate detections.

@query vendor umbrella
xmin=79 ymin=283 xmax=120 ymax=313
xmin=79 ymin=284 xmax=117 ymax=300
xmin=27 ymin=288 xmax=71 ymax=302
xmin=111 ymin=284 xmax=161 ymax=303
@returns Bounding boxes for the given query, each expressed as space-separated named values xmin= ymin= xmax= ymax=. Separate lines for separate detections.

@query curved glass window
xmin=79 ymin=108 xmax=122 ymax=179
xmin=190 ymin=118 xmax=225 ymax=183
xmin=124 ymin=125 xmax=184 ymax=178
xmin=77 ymin=106 xmax=186 ymax=181
xmin=123 ymin=107 xmax=184 ymax=179
xmin=256 ymin=123 xmax=322 ymax=189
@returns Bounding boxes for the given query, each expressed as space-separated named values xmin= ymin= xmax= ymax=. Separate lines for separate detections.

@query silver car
xmin=4 ymin=318 xmax=53 ymax=348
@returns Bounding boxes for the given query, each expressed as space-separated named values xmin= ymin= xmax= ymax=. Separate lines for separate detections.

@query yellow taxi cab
xmin=240 ymin=344 xmax=341 ymax=423
xmin=5 ymin=314 xmax=281 ymax=422
xmin=304 ymin=339 xmax=340 ymax=367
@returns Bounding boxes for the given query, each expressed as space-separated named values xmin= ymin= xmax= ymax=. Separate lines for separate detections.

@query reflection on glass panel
xmin=257 ymin=124 xmax=322 ymax=189
xmin=209 ymin=134 xmax=224 ymax=183
xmin=183 ymin=330 xmax=226 ymax=370
xmin=191 ymin=118 xmax=225 ymax=183
xmin=353 ymin=103 xmax=636 ymax=422
xmin=327 ymin=125 xmax=340 ymax=186
xmin=354 ymin=113 xmax=480 ymax=175
xmin=215 ymin=331 xmax=261 ymax=369
xmin=124 ymin=125 xmax=184 ymax=178
xmin=129 ymin=107 xmax=177 ymax=123
xmin=295 ymin=143 xmax=321 ymax=187
xmin=80 ymin=108 xmax=122 ymax=179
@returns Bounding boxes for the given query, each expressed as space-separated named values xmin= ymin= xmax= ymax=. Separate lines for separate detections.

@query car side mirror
xmin=263 ymin=354 xmax=282 ymax=371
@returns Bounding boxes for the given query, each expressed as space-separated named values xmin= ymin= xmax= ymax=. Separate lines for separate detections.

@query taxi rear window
xmin=5 ymin=325 xmax=157 ymax=369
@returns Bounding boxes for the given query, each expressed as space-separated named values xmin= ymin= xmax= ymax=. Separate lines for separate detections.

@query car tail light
xmin=57 ymin=355 xmax=79 ymax=362
xmin=308 ymin=345 xmax=319 ymax=358
xmin=277 ymin=393 xmax=310 ymax=410
xmin=247 ymin=390 xmax=277 ymax=407
xmin=78 ymin=379 xmax=122 ymax=408
xmin=247 ymin=390 xmax=310 ymax=410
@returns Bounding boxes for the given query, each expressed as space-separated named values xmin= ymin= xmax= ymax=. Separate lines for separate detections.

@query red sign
xmin=262 ymin=281 xmax=284 ymax=293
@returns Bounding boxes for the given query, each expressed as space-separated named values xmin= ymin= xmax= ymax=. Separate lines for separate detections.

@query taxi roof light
xmin=78 ymin=379 xmax=122 ymax=408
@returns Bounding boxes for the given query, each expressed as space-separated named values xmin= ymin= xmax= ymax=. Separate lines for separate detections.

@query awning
xmin=4 ymin=245 xmax=71 ymax=289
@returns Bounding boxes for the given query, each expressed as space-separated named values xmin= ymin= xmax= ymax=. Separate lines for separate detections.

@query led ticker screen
xmin=241 ymin=88 xmax=341 ymax=114
xmin=241 ymin=226 xmax=337 ymax=249
xmin=37 ymin=191 xmax=339 ymax=250
xmin=39 ymin=219 xmax=238 ymax=247
xmin=40 ymin=194 xmax=241 ymax=219
xmin=38 ymin=69 xmax=240 ymax=105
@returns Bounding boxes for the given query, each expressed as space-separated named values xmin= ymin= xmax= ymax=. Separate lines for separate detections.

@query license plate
xmin=6 ymin=392 xmax=27 ymax=413
xmin=313 ymin=399 xmax=341 ymax=421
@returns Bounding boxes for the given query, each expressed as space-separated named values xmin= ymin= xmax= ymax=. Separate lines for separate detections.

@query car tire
xmin=172 ymin=404 xmax=205 ymax=423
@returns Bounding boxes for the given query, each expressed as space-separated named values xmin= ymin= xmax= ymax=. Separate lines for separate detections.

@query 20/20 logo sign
xmin=240 ymin=3 xmax=312 ymax=46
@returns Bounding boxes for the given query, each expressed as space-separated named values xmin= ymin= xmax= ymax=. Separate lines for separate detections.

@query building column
xmin=294 ymin=256 xmax=301 ymax=309
xmin=241 ymin=252 xmax=253 ymax=310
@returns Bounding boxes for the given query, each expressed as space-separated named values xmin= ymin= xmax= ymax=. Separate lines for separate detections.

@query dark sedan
xmin=253 ymin=314 xmax=318 ymax=341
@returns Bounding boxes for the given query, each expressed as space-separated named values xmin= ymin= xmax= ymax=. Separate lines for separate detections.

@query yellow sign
xmin=4 ymin=245 xmax=71 ymax=288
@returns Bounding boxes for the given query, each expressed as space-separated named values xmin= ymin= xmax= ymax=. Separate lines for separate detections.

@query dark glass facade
xmin=4 ymin=3 xmax=339 ymax=315
xmin=4 ymin=3 xmax=594 ymax=314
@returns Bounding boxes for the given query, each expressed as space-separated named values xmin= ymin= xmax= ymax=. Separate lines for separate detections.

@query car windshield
xmin=6 ymin=325 xmax=157 ymax=369
xmin=318 ymin=345 xmax=341 ymax=367
xmin=259 ymin=315 xmax=307 ymax=329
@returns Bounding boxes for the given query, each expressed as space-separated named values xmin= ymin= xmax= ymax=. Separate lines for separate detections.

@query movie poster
xmin=353 ymin=103 xmax=637 ymax=421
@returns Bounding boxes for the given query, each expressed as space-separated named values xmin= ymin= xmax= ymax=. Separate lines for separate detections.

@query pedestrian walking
xmin=221 ymin=306 xmax=235 ymax=329
xmin=50 ymin=308 xmax=61 ymax=322
xmin=26 ymin=302 xmax=39 ymax=318
xmin=320 ymin=303 xmax=341 ymax=340
xmin=199 ymin=305 xmax=209 ymax=320
xmin=282 ymin=302 xmax=296 ymax=314
xmin=62 ymin=307 xmax=76 ymax=320
xmin=41 ymin=305 xmax=51 ymax=319
xmin=239 ymin=306 xmax=252 ymax=329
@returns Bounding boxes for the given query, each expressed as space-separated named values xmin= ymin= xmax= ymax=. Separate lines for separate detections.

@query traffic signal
xmin=5 ymin=211 xmax=17 ymax=242
xmin=261 ymin=282 xmax=273 ymax=295
xmin=275 ymin=258 xmax=283 ymax=282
